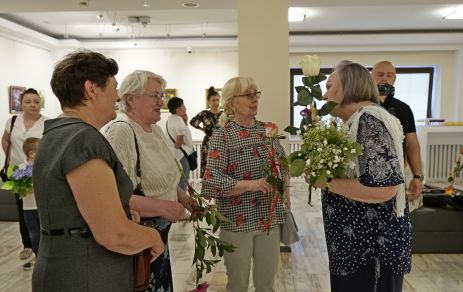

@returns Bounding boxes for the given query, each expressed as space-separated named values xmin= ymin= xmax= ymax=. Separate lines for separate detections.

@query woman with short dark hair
xmin=32 ymin=50 xmax=164 ymax=291
xmin=1 ymin=87 xmax=48 ymax=269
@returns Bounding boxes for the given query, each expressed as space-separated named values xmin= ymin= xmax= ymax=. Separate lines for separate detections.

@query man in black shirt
xmin=372 ymin=61 xmax=423 ymax=201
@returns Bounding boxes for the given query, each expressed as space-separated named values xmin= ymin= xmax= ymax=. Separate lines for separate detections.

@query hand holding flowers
xmin=284 ymin=55 xmax=363 ymax=203
xmin=1 ymin=164 xmax=33 ymax=197
xmin=261 ymin=122 xmax=289 ymax=232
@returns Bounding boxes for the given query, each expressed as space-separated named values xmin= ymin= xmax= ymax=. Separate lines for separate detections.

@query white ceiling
xmin=0 ymin=0 xmax=462 ymax=49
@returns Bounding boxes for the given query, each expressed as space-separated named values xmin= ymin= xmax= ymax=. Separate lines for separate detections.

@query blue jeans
xmin=23 ymin=209 xmax=40 ymax=255
xmin=178 ymin=156 xmax=190 ymax=191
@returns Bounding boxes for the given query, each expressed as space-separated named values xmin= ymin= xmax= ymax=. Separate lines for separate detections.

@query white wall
xmin=100 ymin=48 xmax=238 ymax=139
xmin=0 ymin=36 xmax=56 ymax=164
xmin=1 ymin=38 xmax=462 ymax=164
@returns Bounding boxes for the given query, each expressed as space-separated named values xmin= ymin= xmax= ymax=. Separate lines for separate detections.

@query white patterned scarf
xmin=345 ymin=104 xmax=406 ymax=217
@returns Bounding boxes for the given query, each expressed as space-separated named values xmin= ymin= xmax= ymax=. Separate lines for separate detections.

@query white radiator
xmin=426 ymin=143 xmax=462 ymax=182
xmin=416 ymin=125 xmax=463 ymax=183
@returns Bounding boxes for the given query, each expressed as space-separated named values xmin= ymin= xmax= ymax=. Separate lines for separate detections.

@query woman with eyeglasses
xmin=102 ymin=70 xmax=197 ymax=292
xmin=202 ymin=76 xmax=290 ymax=292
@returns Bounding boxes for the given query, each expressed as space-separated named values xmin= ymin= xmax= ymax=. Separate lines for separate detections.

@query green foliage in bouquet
xmin=1 ymin=164 xmax=33 ymax=197
xmin=283 ymin=55 xmax=363 ymax=203
xmin=186 ymin=188 xmax=236 ymax=286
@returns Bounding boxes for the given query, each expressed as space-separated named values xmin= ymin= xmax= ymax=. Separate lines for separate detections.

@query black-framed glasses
xmin=233 ymin=91 xmax=261 ymax=100
xmin=142 ymin=91 xmax=165 ymax=102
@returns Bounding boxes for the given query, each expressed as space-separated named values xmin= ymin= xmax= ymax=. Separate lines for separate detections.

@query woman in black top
xmin=189 ymin=86 xmax=222 ymax=177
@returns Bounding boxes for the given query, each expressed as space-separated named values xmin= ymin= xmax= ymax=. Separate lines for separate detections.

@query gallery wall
xmin=1 ymin=34 xmax=462 ymax=164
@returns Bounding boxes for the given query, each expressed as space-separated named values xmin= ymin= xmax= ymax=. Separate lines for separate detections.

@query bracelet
xmin=413 ymin=174 xmax=424 ymax=181
xmin=325 ymin=178 xmax=333 ymax=191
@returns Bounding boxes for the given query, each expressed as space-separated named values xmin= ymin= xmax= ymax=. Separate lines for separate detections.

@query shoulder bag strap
xmin=3 ymin=115 xmax=18 ymax=169
xmin=166 ymin=120 xmax=189 ymax=158
xmin=105 ymin=121 xmax=143 ymax=193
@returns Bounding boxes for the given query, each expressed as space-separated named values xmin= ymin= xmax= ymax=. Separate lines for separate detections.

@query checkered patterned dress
xmin=202 ymin=120 xmax=287 ymax=232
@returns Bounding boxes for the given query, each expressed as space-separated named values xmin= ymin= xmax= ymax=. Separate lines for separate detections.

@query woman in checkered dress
xmin=202 ymin=77 xmax=290 ymax=292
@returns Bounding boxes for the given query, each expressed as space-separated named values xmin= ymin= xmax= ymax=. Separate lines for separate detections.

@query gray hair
xmin=118 ymin=70 xmax=166 ymax=113
xmin=219 ymin=76 xmax=257 ymax=126
xmin=333 ymin=60 xmax=353 ymax=72
xmin=336 ymin=63 xmax=379 ymax=105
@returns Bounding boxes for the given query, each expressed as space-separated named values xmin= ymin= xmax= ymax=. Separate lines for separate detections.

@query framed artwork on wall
xmin=9 ymin=85 xmax=26 ymax=113
xmin=162 ymin=88 xmax=177 ymax=112
xmin=204 ymin=87 xmax=223 ymax=109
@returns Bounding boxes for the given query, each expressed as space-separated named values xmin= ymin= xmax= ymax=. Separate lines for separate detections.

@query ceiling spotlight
xmin=288 ymin=7 xmax=308 ymax=23
xmin=444 ymin=10 xmax=463 ymax=19
xmin=288 ymin=14 xmax=305 ymax=22
xmin=79 ymin=1 xmax=89 ymax=8
xmin=143 ymin=3 xmax=151 ymax=8
xmin=97 ymin=13 xmax=103 ymax=20
xmin=182 ymin=2 xmax=199 ymax=8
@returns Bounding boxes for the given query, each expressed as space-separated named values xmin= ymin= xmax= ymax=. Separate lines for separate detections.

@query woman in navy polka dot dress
xmin=316 ymin=63 xmax=411 ymax=292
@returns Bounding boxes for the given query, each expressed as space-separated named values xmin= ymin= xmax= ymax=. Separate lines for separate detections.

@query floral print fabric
xmin=322 ymin=113 xmax=412 ymax=276
xmin=202 ymin=121 xmax=287 ymax=232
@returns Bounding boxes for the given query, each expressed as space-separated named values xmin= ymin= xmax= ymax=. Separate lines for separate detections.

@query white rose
xmin=299 ymin=55 xmax=321 ymax=77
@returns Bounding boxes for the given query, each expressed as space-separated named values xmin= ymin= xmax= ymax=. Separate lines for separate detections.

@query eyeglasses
xmin=142 ymin=91 xmax=165 ymax=102
xmin=233 ymin=91 xmax=262 ymax=100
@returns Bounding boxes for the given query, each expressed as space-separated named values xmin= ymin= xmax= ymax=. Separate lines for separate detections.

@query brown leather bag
xmin=133 ymin=249 xmax=151 ymax=291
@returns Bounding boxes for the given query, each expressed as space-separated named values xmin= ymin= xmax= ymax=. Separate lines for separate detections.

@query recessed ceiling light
xmin=289 ymin=7 xmax=308 ymax=23
xmin=182 ymin=2 xmax=199 ymax=8
xmin=444 ymin=10 xmax=463 ymax=19
xmin=143 ymin=3 xmax=151 ymax=8
xmin=79 ymin=1 xmax=89 ymax=8
xmin=289 ymin=14 xmax=305 ymax=22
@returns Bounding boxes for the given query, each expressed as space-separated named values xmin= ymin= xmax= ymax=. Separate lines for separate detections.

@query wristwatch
xmin=413 ymin=174 xmax=424 ymax=181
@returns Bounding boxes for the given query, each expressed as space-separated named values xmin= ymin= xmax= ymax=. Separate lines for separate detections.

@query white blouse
xmin=4 ymin=114 xmax=48 ymax=165
xmin=102 ymin=114 xmax=180 ymax=201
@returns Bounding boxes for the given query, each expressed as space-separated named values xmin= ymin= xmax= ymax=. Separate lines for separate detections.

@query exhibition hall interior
xmin=0 ymin=1 xmax=462 ymax=291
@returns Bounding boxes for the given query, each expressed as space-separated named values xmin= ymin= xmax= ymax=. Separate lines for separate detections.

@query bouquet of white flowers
xmin=285 ymin=55 xmax=363 ymax=203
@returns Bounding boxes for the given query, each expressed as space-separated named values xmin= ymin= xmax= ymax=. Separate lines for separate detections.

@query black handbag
xmin=105 ymin=121 xmax=151 ymax=290
xmin=1 ymin=115 xmax=17 ymax=182
xmin=166 ymin=121 xmax=198 ymax=171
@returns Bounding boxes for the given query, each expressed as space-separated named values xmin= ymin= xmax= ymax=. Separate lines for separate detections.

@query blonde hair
xmin=118 ymin=70 xmax=166 ymax=113
xmin=219 ymin=76 xmax=257 ymax=126
xmin=22 ymin=137 xmax=40 ymax=158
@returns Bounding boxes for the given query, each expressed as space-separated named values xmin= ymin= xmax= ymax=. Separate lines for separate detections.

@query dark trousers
xmin=330 ymin=260 xmax=404 ymax=292
xmin=15 ymin=194 xmax=32 ymax=249
xmin=23 ymin=209 xmax=40 ymax=255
